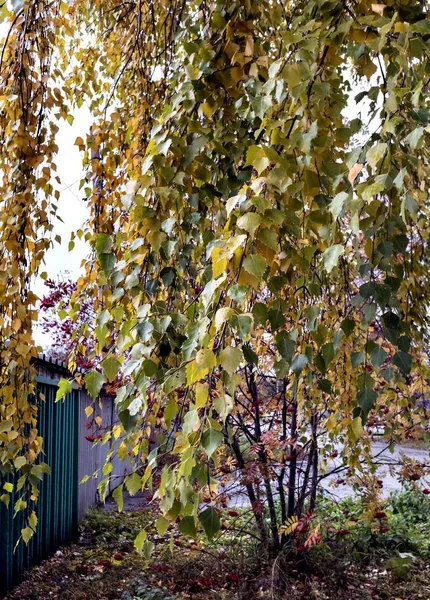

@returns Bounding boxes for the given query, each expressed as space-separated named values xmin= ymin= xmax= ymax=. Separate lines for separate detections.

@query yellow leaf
xmin=196 ymin=382 xmax=209 ymax=408
xmin=350 ymin=416 xmax=363 ymax=442
xmin=21 ymin=526 xmax=34 ymax=545
xmin=195 ymin=349 xmax=217 ymax=370
xmin=201 ymin=102 xmax=214 ymax=118
xmin=74 ymin=136 xmax=84 ymax=146
xmin=84 ymin=406 xmax=93 ymax=417
xmin=29 ymin=510 xmax=38 ymax=530
xmin=280 ymin=515 xmax=299 ymax=535
xmin=394 ymin=22 xmax=408 ymax=33
xmin=186 ymin=360 xmax=208 ymax=386
xmin=112 ymin=425 xmax=122 ymax=439
xmin=212 ymin=254 xmax=228 ymax=278
xmin=11 ymin=319 xmax=21 ymax=332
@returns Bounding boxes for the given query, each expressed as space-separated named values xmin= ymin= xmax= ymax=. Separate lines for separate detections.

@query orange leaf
xmin=348 ymin=162 xmax=364 ymax=185
xmin=371 ymin=4 xmax=385 ymax=15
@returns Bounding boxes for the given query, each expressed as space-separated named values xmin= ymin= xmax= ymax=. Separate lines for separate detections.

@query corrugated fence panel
xmin=0 ymin=374 xmax=127 ymax=595
xmin=77 ymin=392 xmax=129 ymax=520
xmin=0 ymin=383 xmax=79 ymax=593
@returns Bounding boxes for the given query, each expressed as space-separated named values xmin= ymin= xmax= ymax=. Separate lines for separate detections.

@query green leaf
xmin=14 ymin=456 xmax=26 ymax=470
xmin=370 ymin=346 xmax=387 ymax=369
xmin=322 ymin=245 xmax=344 ymax=273
xmin=199 ymin=506 xmax=220 ymax=540
xmin=231 ymin=314 xmax=253 ymax=340
xmin=96 ymin=233 xmax=113 ymax=257
xmin=321 ymin=342 xmax=335 ymax=367
xmin=366 ymin=143 xmax=387 ymax=169
xmin=411 ymin=19 xmax=430 ymax=34
xmin=102 ymin=356 xmax=121 ymax=382
xmin=276 ymin=331 xmax=295 ymax=363
xmin=392 ymin=351 xmax=412 ymax=374
xmin=290 ymin=354 xmax=308 ymax=375
xmin=201 ymin=427 xmax=223 ymax=457
xmin=243 ymin=344 xmax=258 ymax=364
xmin=125 ymin=472 xmax=142 ymax=496
xmin=119 ymin=409 xmax=138 ymax=433
xmin=31 ymin=464 xmax=50 ymax=480
xmin=112 ymin=484 xmax=124 ymax=512
xmin=242 ymin=254 xmax=267 ymax=280
xmin=179 ymin=516 xmax=197 ymax=537
xmin=163 ymin=368 xmax=185 ymax=394
xmin=136 ymin=321 xmax=154 ymax=342
xmin=252 ymin=303 xmax=268 ymax=326
xmin=143 ymin=540 xmax=155 ymax=560
xmin=268 ymin=307 xmax=285 ymax=329
xmin=219 ymin=346 xmax=243 ymax=376
xmin=134 ymin=529 xmax=147 ymax=553
xmin=351 ymin=352 xmax=365 ymax=369
xmin=357 ymin=389 xmax=377 ymax=415
xmin=341 ymin=319 xmax=355 ymax=337
xmin=183 ymin=409 xmax=200 ymax=434
xmin=213 ymin=393 xmax=234 ymax=420
xmin=155 ymin=516 xmax=170 ymax=535
xmin=55 ymin=378 xmax=72 ymax=402
xmin=269 ymin=58 xmax=283 ymax=78
xmin=405 ymin=127 xmax=424 ymax=151
xmin=99 ymin=253 xmax=115 ymax=276
xmin=85 ymin=370 xmax=106 ymax=400
xmin=318 ymin=379 xmax=332 ymax=393
xmin=237 ymin=213 xmax=262 ymax=238
xmin=258 ymin=228 xmax=278 ymax=251
xmin=300 ymin=121 xmax=318 ymax=154
xmin=329 ymin=192 xmax=349 ymax=221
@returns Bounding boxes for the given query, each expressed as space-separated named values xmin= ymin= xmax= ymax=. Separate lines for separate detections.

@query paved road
xmin=322 ymin=440 xmax=430 ymax=499
xmin=227 ymin=441 xmax=430 ymax=507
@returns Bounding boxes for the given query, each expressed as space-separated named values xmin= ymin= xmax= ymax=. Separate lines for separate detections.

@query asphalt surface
xmin=323 ymin=440 xmax=430 ymax=499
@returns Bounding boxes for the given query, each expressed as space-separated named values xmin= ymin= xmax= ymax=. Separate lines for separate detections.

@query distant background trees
xmin=39 ymin=275 xmax=96 ymax=370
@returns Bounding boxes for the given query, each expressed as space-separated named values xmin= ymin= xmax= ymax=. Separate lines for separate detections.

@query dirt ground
xmin=4 ymin=491 xmax=430 ymax=600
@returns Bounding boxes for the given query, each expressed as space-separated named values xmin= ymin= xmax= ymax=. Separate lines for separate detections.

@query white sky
xmin=33 ymin=108 xmax=92 ymax=347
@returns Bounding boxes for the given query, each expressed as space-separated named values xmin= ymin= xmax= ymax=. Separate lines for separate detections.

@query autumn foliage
xmin=0 ymin=0 xmax=430 ymax=552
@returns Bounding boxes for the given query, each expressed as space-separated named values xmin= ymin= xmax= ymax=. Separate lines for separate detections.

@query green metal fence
xmin=0 ymin=380 xmax=79 ymax=593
